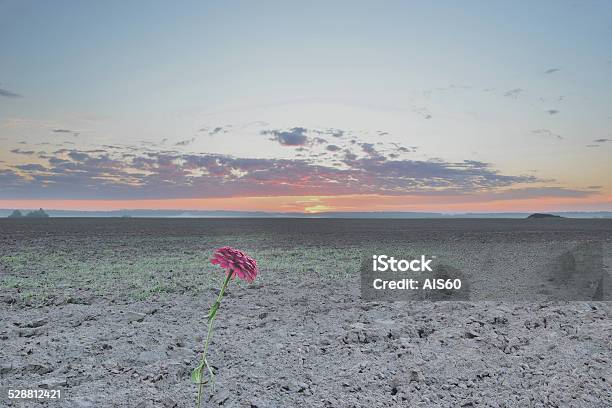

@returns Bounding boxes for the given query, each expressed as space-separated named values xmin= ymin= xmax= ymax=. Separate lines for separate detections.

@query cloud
xmin=0 ymin=86 xmax=22 ymax=98
xmin=312 ymin=137 xmax=328 ymax=144
xmin=315 ymin=128 xmax=345 ymax=138
xmin=504 ymin=88 xmax=523 ymax=98
xmin=261 ymin=127 xmax=350 ymax=147
xmin=10 ymin=148 xmax=35 ymax=155
xmin=544 ymin=68 xmax=560 ymax=74
xmin=343 ymin=150 xmax=357 ymax=161
xmin=67 ymin=150 xmax=91 ymax=161
xmin=200 ymin=126 xmax=230 ymax=136
xmin=391 ymin=143 xmax=417 ymax=153
xmin=358 ymin=143 xmax=386 ymax=160
xmin=0 ymin=146 xmax=550 ymax=200
xmin=587 ymin=138 xmax=611 ymax=147
xmin=532 ymin=129 xmax=563 ymax=140
xmin=174 ymin=138 xmax=195 ymax=146
xmin=0 ymin=169 xmax=24 ymax=186
xmin=15 ymin=164 xmax=48 ymax=171
xmin=209 ymin=127 xmax=225 ymax=136
xmin=262 ymin=127 xmax=309 ymax=146
xmin=52 ymin=128 xmax=80 ymax=137
xmin=412 ymin=107 xmax=432 ymax=119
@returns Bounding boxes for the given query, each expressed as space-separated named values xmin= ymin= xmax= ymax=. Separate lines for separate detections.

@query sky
xmin=1 ymin=0 xmax=611 ymax=213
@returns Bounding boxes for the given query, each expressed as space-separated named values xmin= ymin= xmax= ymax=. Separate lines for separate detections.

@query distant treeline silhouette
xmin=8 ymin=208 xmax=50 ymax=218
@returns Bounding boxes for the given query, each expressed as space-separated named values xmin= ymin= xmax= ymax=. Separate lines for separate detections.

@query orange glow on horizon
xmin=1 ymin=193 xmax=611 ymax=213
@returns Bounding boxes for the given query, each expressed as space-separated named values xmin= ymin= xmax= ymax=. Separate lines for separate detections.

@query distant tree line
xmin=8 ymin=208 xmax=50 ymax=218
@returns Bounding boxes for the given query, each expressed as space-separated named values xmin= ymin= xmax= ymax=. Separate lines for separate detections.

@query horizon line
xmin=3 ymin=208 xmax=612 ymax=216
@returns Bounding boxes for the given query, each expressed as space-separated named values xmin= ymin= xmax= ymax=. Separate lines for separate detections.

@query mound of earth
xmin=527 ymin=213 xmax=562 ymax=219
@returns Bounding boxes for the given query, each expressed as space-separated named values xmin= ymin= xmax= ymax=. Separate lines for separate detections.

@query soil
xmin=0 ymin=219 xmax=610 ymax=407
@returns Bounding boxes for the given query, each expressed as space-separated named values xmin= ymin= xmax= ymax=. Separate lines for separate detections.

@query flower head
xmin=210 ymin=246 xmax=258 ymax=282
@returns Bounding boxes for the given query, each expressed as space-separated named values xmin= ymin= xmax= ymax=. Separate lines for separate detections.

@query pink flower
xmin=210 ymin=246 xmax=258 ymax=283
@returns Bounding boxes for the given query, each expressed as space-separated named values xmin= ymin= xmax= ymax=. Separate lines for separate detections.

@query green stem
xmin=196 ymin=269 xmax=233 ymax=408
